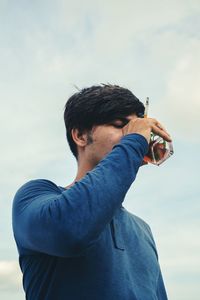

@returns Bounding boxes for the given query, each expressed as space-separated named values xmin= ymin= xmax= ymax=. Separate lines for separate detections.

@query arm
xmin=12 ymin=133 xmax=148 ymax=257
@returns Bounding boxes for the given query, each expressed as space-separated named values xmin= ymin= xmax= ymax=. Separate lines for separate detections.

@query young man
xmin=12 ymin=84 xmax=171 ymax=299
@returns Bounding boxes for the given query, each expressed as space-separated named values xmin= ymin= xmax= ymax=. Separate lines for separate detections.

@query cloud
xmin=155 ymin=38 xmax=200 ymax=142
xmin=1 ymin=2 xmax=200 ymax=299
xmin=158 ymin=224 xmax=200 ymax=300
xmin=0 ymin=261 xmax=22 ymax=292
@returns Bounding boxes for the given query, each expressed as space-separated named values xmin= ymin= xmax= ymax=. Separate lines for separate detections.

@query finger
xmin=157 ymin=123 xmax=171 ymax=137
xmin=156 ymin=122 xmax=167 ymax=131
xmin=149 ymin=119 xmax=167 ymax=132
xmin=149 ymin=119 xmax=171 ymax=136
xmin=152 ymin=124 xmax=172 ymax=142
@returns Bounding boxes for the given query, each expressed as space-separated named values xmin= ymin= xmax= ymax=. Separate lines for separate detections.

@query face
xmin=84 ymin=114 xmax=138 ymax=167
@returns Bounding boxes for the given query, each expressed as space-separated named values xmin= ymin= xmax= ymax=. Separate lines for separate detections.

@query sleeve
xmin=12 ymin=133 xmax=148 ymax=257
xmin=156 ymin=272 xmax=168 ymax=299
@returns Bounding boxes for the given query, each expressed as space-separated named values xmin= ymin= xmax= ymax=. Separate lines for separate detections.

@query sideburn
xmin=86 ymin=131 xmax=93 ymax=145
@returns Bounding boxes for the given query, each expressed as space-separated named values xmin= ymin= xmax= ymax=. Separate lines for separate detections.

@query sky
xmin=0 ymin=0 xmax=200 ymax=299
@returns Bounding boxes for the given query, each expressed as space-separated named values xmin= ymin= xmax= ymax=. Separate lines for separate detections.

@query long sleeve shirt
xmin=12 ymin=133 xmax=168 ymax=300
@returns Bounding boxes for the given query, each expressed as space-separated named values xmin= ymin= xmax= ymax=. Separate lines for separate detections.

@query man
xmin=12 ymin=84 xmax=171 ymax=299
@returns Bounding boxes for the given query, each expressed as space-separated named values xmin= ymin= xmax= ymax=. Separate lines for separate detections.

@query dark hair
xmin=64 ymin=84 xmax=145 ymax=158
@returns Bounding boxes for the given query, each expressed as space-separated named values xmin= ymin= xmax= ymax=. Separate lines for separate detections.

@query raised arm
xmin=12 ymin=133 xmax=148 ymax=257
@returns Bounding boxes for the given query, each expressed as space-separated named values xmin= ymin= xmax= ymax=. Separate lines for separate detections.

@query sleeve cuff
xmin=120 ymin=133 xmax=149 ymax=156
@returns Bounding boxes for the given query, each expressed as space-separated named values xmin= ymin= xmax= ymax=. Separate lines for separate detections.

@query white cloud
xmin=1 ymin=1 xmax=200 ymax=299
xmin=155 ymin=38 xmax=200 ymax=141
xmin=159 ymin=226 xmax=200 ymax=300
xmin=0 ymin=261 xmax=22 ymax=292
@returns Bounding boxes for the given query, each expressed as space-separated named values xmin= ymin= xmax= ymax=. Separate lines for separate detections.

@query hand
xmin=122 ymin=117 xmax=172 ymax=144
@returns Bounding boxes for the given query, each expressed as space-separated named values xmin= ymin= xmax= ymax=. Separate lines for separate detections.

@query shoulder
xmin=126 ymin=210 xmax=157 ymax=250
xmin=126 ymin=209 xmax=150 ymax=227
xmin=13 ymin=179 xmax=61 ymax=207
xmin=15 ymin=178 xmax=60 ymax=194
xmin=125 ymin=209 xmax=153 ymax=236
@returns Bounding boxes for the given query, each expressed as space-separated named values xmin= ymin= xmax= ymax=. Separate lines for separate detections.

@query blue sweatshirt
xmin=12 ymin=133 xmax=168 ymax=300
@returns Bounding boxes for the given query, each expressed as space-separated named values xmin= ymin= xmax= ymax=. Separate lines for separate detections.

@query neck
xmin=74 ymin=159 xmax=94 ymax=181
xmin=65 ymin=155 xmax=95 ymax=189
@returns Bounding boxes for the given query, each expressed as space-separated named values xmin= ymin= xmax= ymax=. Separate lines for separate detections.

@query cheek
xmin=99 ymin=131 xmax=123 ymax=150
xmin=91 ymin=126 xmax=123 ymax=153
xmin=109 ymin=130 xmax=123 ymax=143
xmin=88 ymin=130 xmax=123 ymax=165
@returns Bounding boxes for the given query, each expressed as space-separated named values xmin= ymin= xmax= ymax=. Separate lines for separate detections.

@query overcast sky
xmin=1 ymin=1 xmax=200 ymax=299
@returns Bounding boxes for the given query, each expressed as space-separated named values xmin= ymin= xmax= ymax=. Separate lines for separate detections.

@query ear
xmin=71 ymin=128 xmax=89 ymax=148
